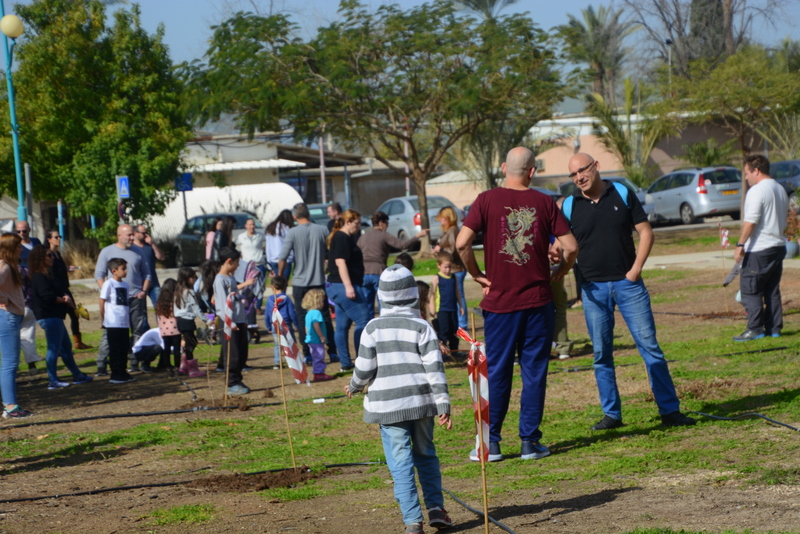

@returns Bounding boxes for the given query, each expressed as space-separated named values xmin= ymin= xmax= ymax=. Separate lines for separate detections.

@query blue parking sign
xmin=175 ymin=173 xmax=193 ymax=192
xmin=116 ymin=175 xmax=130 ymax=199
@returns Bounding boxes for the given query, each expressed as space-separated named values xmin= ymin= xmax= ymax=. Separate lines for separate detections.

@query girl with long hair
xmin=265 ymin=209 xmax=294 ymax=277
xmin=0 ymin=233 xmax=32 ymax=418
xmin=174 ymin=267 xmax=206 ymax=377
xmin=28 ymin=245 xmax=93 ymax=389
xmin=206 ymin=217 xmax=222 ymax=260
xmin=212 ymin=216 xmax=236 ymax=261
xmin=432 ymin=206 xmax=468 ymax=329
xmin=155 ymin=279 xmax=181 ymax=371
xmin=326 ymin=209 xmax=370 ymax=370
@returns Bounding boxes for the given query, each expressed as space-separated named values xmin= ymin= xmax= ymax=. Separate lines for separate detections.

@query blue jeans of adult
xmin=269 ymin=261 xmax=293 ymax=280
xmin=455 ymin=270 xmax=468 ymax=329
xmin=0 ymin=309 xmax=22 ymax=406
xmin=37 ymin=318 xmax=84 ymax=384
xmin=327 ymin=282 xmax=370 ymax=367
xmin=380 ymin=417 xmax=445 ymax=526
xmin=362 ymin=274 xmax=381 ymax=317
xmin=483 ymin=302 xmax=554 ymax=444
xmin=582 ymin=277 xmax=680 ymax=421
xmin=142 ymin=285 xmax=161 ymax=331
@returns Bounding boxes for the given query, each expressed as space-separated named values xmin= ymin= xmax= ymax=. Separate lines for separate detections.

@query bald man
xmin=457 ymin=147 xmax=578 ymax=462
xmin=94 ymin=224 xmax=152 ymax=377
xmin=563 ymin=153 xmax=695 ymax=430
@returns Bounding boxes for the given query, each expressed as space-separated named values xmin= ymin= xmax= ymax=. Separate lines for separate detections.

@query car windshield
xmin=704 ymin=169 xmax=741 ymax=185
xmin=408 ymin=197 xmax=452 ymax=211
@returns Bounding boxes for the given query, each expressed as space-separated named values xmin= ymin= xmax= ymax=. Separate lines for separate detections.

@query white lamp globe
xmin=0 ymin=15 xmax=24 ymax=39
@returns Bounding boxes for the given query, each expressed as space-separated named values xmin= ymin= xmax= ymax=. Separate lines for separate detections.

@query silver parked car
xmin=646 ymin=167 xmax=742 ymax=225
xmin=375 ymin=195 xmax=463 ymax=242
xmin=770 ymin=159 xmax=800 ymax=211
xmin=559 ymin=176 xmax=656 ymax=222
xmin=174 ymin=212 xmax=262 ymax=267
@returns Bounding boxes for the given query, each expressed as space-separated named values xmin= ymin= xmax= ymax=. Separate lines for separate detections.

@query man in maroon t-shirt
xmin=457 ymin=146 xmax=578 ymax=462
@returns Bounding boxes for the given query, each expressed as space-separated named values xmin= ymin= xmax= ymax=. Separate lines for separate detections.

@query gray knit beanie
xmin=378 ymin=264 xmax=419 ymax=310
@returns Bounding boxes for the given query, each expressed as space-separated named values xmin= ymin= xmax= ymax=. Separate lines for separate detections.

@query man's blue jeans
xmin=362 ymin=274 xmax=381 ymax=317
xmin=483 ymin=303 xmax=554 ymax=443
xmin=380 ymin=417 xmax=445 ymax=526
xmin=141 ymin=285 xmax=160 ymax=331
xmin=582 ymin=278 xmax=680 ymax=420
xmin=0 ymin=309 xmax=22 ymax=406
xmin=37 ymin=318 xmax=84 ymax=384
xmin=327 ymin=282 xmax=370 ymax=367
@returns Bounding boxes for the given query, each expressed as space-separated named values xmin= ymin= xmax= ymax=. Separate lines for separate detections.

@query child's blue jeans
xmin=380 ymin=417 xmax=444 ymax=525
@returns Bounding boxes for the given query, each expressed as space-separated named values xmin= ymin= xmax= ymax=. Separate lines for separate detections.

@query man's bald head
xmin=117 ymin=224 xmax=134 ymax=249
xmin=568 ymin=152 xmax=595 ymax=172
xmin=505 ymin=147 xmax=536 ymax=177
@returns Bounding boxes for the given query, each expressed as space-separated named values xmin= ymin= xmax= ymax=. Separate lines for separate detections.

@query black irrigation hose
xmin=442 ymin=488 xmax=516 ymax=534
xmin=652 ymin=311 xmax=743 ymax=319
xmin=713 ymin=346 xmax=788 ymax=357
xmin=688 ymin=411 xmax=800 ymax=432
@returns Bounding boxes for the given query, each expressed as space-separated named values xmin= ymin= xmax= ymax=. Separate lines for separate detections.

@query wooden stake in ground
xmin=470 ymin=313 xmax=490 ymax=534
xmin=273 ymin=288 xmax=298 ymax=471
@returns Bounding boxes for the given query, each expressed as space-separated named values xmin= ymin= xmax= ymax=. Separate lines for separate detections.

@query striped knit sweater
xmin=349 ymin=265 xmax=450 ymax=425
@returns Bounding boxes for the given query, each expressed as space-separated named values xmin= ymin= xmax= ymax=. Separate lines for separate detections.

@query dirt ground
xmin=1 ymin=266 xmax=800 ymax=534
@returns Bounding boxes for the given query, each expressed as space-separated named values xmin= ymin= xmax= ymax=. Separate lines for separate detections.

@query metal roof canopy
xmin=273 ymin=143 xmax=364 ymax=168
xmin=190 ymin=158 xmax=306 ymax=172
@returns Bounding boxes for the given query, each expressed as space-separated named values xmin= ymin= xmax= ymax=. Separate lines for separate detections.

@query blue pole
xmin=57 ymin=200 xmax=65 ymax=242
xmin=0 ymin=4 xmax=26 ymax=222
xmin=90 ymin=215 xmax=97 ymax=230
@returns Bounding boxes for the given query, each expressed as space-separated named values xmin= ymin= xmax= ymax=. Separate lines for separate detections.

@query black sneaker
xmin=520 ymin=440 xmax=551 ymax=460
xmin=428 ymin=508 xmax=453 ymax=529
xmin=591 ymin=415 xmax=623 ymax=430
xmin=127 ymin=364 xmax=142 ymax=373
xmin=732 ymin=328 xmax=765 ymax=342
xmin=661 ymin=411 xmax=697 ymax=427
xmin=95 ymin=365 xmax=108 ymax=377
xmin=109 ymin=375 xmax=136 ymax=384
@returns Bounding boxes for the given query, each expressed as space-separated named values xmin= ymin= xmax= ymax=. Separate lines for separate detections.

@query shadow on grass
xmin=693 ymin=387 xmax=800 ymax=416
xmin=449 ymin=486 xmax=640 ymax=531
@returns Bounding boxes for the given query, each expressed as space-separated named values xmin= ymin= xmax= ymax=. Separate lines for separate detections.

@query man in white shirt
xmin=733 ymin=154 xmax=789 ymax=341
xmin=235 ymin=218 xmax=266 ymax=313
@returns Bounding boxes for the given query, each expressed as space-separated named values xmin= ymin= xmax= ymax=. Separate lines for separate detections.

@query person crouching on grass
xmin=345 ymin=265 xmax=453 ymax=534
xmin=99 ymin=258 xmax=135 ymax=384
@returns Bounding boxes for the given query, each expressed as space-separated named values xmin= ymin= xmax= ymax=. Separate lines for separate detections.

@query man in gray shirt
xmin=278 ymin=203 xmax=339 ymax=366
xmin=94 ymin=224 xmax=152 ymax=375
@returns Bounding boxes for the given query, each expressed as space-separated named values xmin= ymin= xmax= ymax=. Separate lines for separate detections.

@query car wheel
xmin=790 ymin=193 xmax=799 ymax=213
xmin=680 ymin=203 xmax=696 ymax=225
xmin=174 ymin=247 xmax=184 ymax=268
xmin=398 ymin=230 xmax=409 ymax=241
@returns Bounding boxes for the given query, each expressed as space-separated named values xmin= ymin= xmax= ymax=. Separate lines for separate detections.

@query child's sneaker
xmin=405 ymin=523 xmax=424 ymax=534
xmin=48 ymin=380 xmax=71 ymax=390
xmin=109 ymin=374 xmax=136 ymax=384
xmin=428 ymin=508 xmax=453 ymax=529
xmin=95 ymin=365 xmax=108 ymax=377
xmin=469 ymin=441 xmax=503 ymax=462
xmin=227 ymin=384 xmax=250 ymax=395
xmin=73 ymin=374 xmax=93 ymax=385
xmin=313 ymin=373 xmax=334 ymax=382
xmin=2 ymin=405 xmax=33 ymax=419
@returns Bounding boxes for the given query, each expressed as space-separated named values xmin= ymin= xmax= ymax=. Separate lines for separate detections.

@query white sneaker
xmin=558 ymin=353 xmax=570 ymax=360
xmin=48 ymin=380 xmax=71 ymax=390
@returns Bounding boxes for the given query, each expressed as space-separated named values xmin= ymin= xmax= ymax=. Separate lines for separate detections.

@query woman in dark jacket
xmin=28 ymin=246 xmax=92 ymax=390
xmin=45 ymin=230 xmax=90 ymax=349
xmin=212 ymin=216 xmax=236 ymax=261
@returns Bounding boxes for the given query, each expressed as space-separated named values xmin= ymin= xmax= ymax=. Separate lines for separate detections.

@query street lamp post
xmin=0 ymin=5 xmax=26 ymax=222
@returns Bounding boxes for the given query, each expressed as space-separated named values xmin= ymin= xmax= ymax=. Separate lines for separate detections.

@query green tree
xmin=183 ymin=0 xmax=564 ymax=248
xmin=587 ymin=78 xmax=679 ymax=186
xmin=681 ymin=138 xmax=738 ymax=167
xmin=556 ymin=4 xmax=637 ymax=109
xmin=0 ymin=0 xmax=191 ymax=241
xmin=455 ymin=0 xmax=517 ymax=20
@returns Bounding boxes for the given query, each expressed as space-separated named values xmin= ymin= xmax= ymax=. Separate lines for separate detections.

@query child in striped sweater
xmin=345 ymin=265 xmax=453 ymax=534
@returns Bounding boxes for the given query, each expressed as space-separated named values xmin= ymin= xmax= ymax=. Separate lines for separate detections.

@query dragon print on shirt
xmin=500 ymin=206 xmax=537 ymax=265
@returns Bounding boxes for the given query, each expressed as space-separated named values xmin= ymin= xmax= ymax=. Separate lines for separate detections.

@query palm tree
xmin=586 ymin=78 xmax=679 ymax=186
xmin=556 ymin=4 xmax=637 ymax=109
xmin=455 ymin=0 xmax=518 ymax=20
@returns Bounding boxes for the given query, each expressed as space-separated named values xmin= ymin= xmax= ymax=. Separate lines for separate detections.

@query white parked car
xmin=375 ymin=195 xmax=463 ymax=242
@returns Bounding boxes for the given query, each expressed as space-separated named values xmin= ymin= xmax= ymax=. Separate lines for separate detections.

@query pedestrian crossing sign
xmin=116 ymin=175 xmax=130 ymax=199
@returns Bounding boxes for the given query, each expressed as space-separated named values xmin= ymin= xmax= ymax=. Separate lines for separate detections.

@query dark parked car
xmin=174 ymin=212 xmax=262 ymax=267
xmin=770 ymin=159 xmax=800 ymax=211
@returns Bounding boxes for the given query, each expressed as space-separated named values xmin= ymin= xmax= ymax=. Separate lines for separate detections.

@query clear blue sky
xmin=85 ymin=0 xmax=800 ymax=65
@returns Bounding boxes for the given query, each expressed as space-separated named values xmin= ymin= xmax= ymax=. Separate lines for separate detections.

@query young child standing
xmin=155 ymin=279 xmax=181 ymax=373
xmin=428 ymin=251 xmax=464 ymax=353
xmin=265 ymin=276 xmax=298 ymax=370
xmin=175 ymin=267 xmax=207 ymax=377
xmin=302 ymin=289 xmax=333 ymax=382
xmin=346 ymin=265 xmax=453 ymax=534
xmin=214 ymin=247 xmax=254 ymax=395
xmin=99 ymin=258 xmax=134 ymax=384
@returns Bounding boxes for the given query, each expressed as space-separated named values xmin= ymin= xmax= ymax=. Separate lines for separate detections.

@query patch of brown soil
xmin=187 ymin=466 xmax=326 ymax=492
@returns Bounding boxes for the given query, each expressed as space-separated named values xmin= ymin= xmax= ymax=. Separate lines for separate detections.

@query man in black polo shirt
xmin=563 ymin=153 xmax=695 ymax=430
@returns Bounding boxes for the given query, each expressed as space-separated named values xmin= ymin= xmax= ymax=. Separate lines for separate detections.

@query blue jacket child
xmin=265 ymin=276 xmax=298 ymax=368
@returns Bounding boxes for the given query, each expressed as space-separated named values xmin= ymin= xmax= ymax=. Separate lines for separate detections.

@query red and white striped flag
xmin=719 ymin=222 xmax=730 ymax=248
xmin=273 ymin=296 xmax=309 ymax=385
xmin=457 ymin=328 xmax=490 ymax=463
xmin=223 ymin=292 xmax=236 ymax=341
